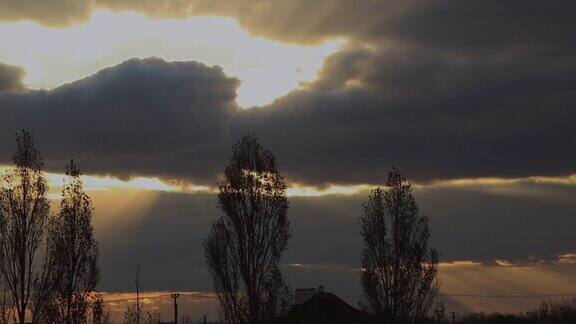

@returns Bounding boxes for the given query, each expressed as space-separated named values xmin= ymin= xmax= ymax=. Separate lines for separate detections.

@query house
xmin=283 ymin=286 xmax=372 ymax=324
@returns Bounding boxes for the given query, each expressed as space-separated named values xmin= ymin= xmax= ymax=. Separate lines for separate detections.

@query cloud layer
xmin=1 ymin=50 xmax=574 ymax=185
xmin=1 ymin=0 xmax=574 ymax=51
xmin=0 ymin=58 xmax=239 ymax=182
xmin=239 ymin=43 xmax=576 ymax=184
xmin=1 ymin=0 xmax=574 ymax=185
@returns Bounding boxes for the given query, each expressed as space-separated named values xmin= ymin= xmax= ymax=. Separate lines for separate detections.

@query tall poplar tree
xmin=0 ymin=131 xmax=50 ymax=324
xmin=204 ymin=133 xmax=291 ymax=324
xmin=360 ymin=168 xmax=439 ymax=323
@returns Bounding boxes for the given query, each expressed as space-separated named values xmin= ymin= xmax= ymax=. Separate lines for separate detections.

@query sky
xmin=0 ymin=0 xmax=575 ymax=320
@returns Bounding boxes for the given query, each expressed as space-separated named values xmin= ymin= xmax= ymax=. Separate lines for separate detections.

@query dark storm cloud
xmin=384 ymin=0 xmax=576 ymax=54
xmin=1 ymin=45 xmax=575 ymax=185
xmin=233 ymin=43 xmax=576 ymax=184
xmin=0 ymin=1 xmax=573 ymax=185
xmin=0 ymin=62 xmax=25 ymax=93
xmin=92 ymin=180 xmax=576 ymax=291
xmin=0 ymin=57 xmax=239 ymax=183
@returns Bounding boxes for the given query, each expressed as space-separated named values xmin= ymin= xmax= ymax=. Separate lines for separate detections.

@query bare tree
xmin=125 ymin=305 xmax=160 ymax=324
xmin=43 ymin=160 xmax=100 ymax=324
xmin=134 ymin=258 xmax=141 ymax=323
xmin=124 ymin=258 xmax=142 ymax=324
xmin=145 ymin=310 xmax=161 ymax=324
xmin=204 ymin=133 xmax=290 ymax=324
xmin=360 ymin=168 xmax=439 ymax=323
xmin=0 ymin=131 xmax=51 ymax=323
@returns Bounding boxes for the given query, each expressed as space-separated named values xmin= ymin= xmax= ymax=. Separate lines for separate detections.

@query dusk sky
xmin=0 ymin=0 xmax=575 ymax=320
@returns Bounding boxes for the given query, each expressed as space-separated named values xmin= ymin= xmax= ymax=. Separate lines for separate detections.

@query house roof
xmin=284 ymin=291 xmax=371 ymax=324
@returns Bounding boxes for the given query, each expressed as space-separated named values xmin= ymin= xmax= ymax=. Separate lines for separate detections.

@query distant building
xmin=283 ymin=286 xmax=371 ymax=324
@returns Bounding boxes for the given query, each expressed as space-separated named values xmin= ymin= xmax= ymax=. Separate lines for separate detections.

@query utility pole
xmin=171 ymin=293 xmax=180 ymax=324
xmin=451 ymin=311 xmax=457 ymax=324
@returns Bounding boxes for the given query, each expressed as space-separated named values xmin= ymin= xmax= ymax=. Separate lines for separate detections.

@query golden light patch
xmin=287 ymin=183 xmax=372 ymax=197
xmin=0 ymin=11 xmax=342 ymax=107
xmin=557 ymin=253 xmax=576 ymax=264
xmin=42 ymin=171 xmax=211 ymax=200
xmin=439 ymin=261 xmax=483 ymax=268
xmin=422 ymin=174 xmax=576 ymax=189
xmin=4 ymin=164 xmax=576 ymax=198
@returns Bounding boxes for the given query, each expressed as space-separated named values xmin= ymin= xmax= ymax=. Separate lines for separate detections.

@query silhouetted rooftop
xmin=284 ymin=291 xmax=371 ymax=324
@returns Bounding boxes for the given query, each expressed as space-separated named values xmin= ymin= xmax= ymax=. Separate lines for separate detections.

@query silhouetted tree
xmin=43 ymin=160 xmax=99 ymax=324
xmin=360 ymin=168 xmax=439 ymax=323
xmin=126 ymin=307 xmax=160 ymax=324
xmin=204 ymin=133 xmax=290 ymax=324
xmin=145 ymin=310 xmax=161 ymax=324
xmin=0 ymin=131 xmax=51 ymax=323
xmin=124 ymin=304 xmax=141 ymax=324
xmin=91 ymin=294 xmax=111 ymax=324
xmin=124 ymin=258 xmax=143 ymax=324
xmin=0 ymin=282 xmax=13 ymax=324
xmin=32 ymin=235 xmax=59 ymax=323
xmin=433 ymin=301 xmax=446 ymax=323
xmin=460 ymin=298 xmax=576 ymax=323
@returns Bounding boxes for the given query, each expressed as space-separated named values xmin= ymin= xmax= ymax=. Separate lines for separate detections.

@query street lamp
xmin=171 ymin=293 xmax=180 ymax=324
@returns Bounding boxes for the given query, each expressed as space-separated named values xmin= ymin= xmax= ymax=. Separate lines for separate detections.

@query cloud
xmin=0 ymin=0 xmax=387 ymax=42
xmin=0 ymin=57 xmax=239 ymax=183
xmin=0 ymin=1 xmax=573 ymax=187
xmin=1 ymin=0 xmax=574 ymax=52
xmin=232 ymin=42 xmax=576 ymax=184
xmin=382 ymin=0 xmax=576 ymax=54
xmin=0 ymin=0 xmax=93 ymax=26
xmin=1 ymin=45 xmax=575 ymax=186
xmin=0 ymin=62 xmax=25 ymax=92
xmin=0 ymin=1 xmax=573 ymax=186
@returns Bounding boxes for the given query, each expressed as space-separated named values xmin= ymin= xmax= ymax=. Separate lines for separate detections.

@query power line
xmin=439 ymin=293 xmax=576 ymax=298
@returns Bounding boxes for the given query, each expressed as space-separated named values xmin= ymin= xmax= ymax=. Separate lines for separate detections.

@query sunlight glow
xmin=439 ymin=261 xmax=484 ymax=268
xmin=43 ymin=171 xmax=211 ymax=200
xmin=422 ymin=174 xmax=576 ymax=188
xmin=287 ymin=183 xmax=372 ymax=197
xmin=0 ymin=10 xmax=342 ymax=107
xmin=3 ymin=164 xmax=576 ymax=199
xmin=100 ymin=291 xmax=219 ymax=321
xmin=557 ymin=254 xmax=576 ymax=264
